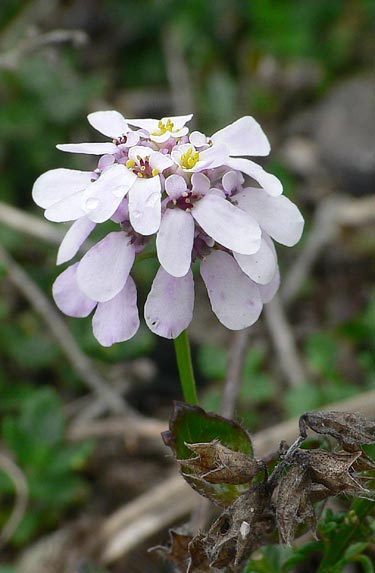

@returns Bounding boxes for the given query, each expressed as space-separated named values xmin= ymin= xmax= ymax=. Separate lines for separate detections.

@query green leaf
xmin=344 ymin=542 xmax=369 ymax=560
xmin=20 ymin=388 xmax=64 ymax=446
xmin=353 ymin=555 xmax=375 ymax=573
xmin=163 ymin=401 xmax=254 ymax=506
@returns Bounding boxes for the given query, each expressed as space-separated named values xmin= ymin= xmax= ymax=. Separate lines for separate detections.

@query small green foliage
xmin=0 ymin=387 xmax=93 ymax=545
xmin=197 ymin=344 xmax=228 ymax=381
xmin=163 ymin=401 xmax=254 ymax=505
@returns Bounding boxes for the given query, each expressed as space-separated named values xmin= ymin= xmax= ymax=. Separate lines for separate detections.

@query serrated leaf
xmin=163 ymin=401 xmax=254 ymax=506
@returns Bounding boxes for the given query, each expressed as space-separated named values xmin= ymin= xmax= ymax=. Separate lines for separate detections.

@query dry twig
xmin=0 ymin=451 xmax=28 ymax=547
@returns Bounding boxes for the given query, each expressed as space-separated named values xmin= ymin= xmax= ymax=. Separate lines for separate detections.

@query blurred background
xmin=0 ymin=1 xmax=374 ymax=572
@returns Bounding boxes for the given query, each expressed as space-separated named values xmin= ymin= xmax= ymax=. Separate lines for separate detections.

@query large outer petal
xmin=233 ymin=234 xmax=277 ymax=284
xmin=258 ymin=265 xmax=280 ymax=303
xmin=32 ymin=169 xmax=92 ymax=208
xmin=56 ymin=142 xmax=118 ymax=155
xmin=44 ymin=191 xmax=86 ymax=222
xmin=156 ymin=209 xmax=194 ymax=277
xmin=144 ymin=268 xmax=194 ymax=339
xmin=192 ymin=193 xmax=261 ymax=255
xmin=200 ymin=251 xmax=263 ymax=330
xmin=128 ymin=176 xmax=161 ymax=235
xmin=227 ymin=158 xmax=283 ymax=196
xmin=57 ymin=217 xmax=96 ymax=265
xmin=82 ymin=164 xmax=137 ymax=223
xmin=234 ymin=188 xmax=304 ymax=247
xmin=87 ymin=110 xmax=129 ymax=138
xmin=92 ymin=277 xmax=139 ymax=346
xmin=52 ymin=263 xmax=96 ymax=317
xmin=77 ymin=231 xmax=135 ymax=302
xmin=212 ymin=116 xmax=270 ymax=157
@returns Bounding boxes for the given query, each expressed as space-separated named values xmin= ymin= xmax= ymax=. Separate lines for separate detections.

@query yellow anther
xmin=180 ymin=148 xmax=199 ymax=169
xmin=151 ymin=168 xmax=159 ymax=177
xmin=126 ymin=159 xmax=136 ymax=169
xmin=140 ymin=165 xmax=146 ymax=171
xmin=152 ymin=119 xmax=175 ymax=136
xmin=137 ymin=172 xmax=144 ymax=178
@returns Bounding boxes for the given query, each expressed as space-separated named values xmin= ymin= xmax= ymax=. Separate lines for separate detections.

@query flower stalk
xmin=173 ymin=330 xmax=199 ymax=405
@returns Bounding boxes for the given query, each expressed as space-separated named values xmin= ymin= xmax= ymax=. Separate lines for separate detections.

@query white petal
xmin=92 ymin=277 xmax=139 ymax=346
xmin=77 ymin=231 xmax=135 ymax=302
xmin=128 ymin=177 xmax=161 ymax=235
xmin=165 ymin=174 xmax=187 ymax=199
xmin=44 ymin=191 xmax=86 ymax=222
xmin=87 ymin=110 xmax=129 ymax=138
xmin=193 ymin=143 xmax=229 ymax=170
xmin=128 ymin=145 xmax=151 ymax=162
xmin=191 ymin=172 xmax=210 ymax=195
xmin=200 ymin=250 xmax=263 ymax=330
xmin=144 ymin=268 xmax=194 ymax=339
xmin=258 ymin=266 xmax=280 ymax=303
xmin=57 ymin=217 xmax=96 ymax=265
xmin=126 ymin=118 xmax=159 ymax=132
xmin=233 ymin=234 xmax=277 ymax=284
xmin=234 ymin=188 xmax=304 ymax=246
xmin=163 ymin=114 xmax=193 ymax=130
xmin=222 ymin=170 xmax=244 ymax=194
xmin=192 ymin=193 xmax=261 ymax=255
xmin=32 ymin=168 xmax=92 ymax=208
xmin=156 ymin=209 xmax=194 ymax=277
xmin=189 ymin=130 xmax=208 ymax=147
xmin=227 ymin=158 xmax=283 ymax=196
xmin=150 ymin=152 xmax=174 ymax=172
xmin=212 ymin=116 xmax=270 ymax=156
xmin=56 ymin=142 xmax=118 ymax=155
xmin=52 ymin=263 xmax=96 ymax=317
xmin=82 ymin=163 xmax=136 ymax=223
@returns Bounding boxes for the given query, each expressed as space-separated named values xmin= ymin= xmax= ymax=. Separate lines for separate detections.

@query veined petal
xmin=233 ymin=234 xmax=277 ymax=284
xmin=128 ymin=176 xmax=161 ymax=235
xmin=156 ymin=209 xmax=194 ymax=277
xmin=92 ymin=277 xmax=139 ymax=346
xmin=144 ymin=268 xmax=194 ymax=339
xmin=258 ymin=265 xmax=280 ymax=303
xmin=87 ymin=110 xmax=129 ymax=138
xmin=234 ymin=188 xmax=304 ymax=246
xmin=227 ymin=158 xmax=283 ymax=196
xmin=212 ymin=116 xmax=270 ymax=157
xmin=200 ymin=250 xmax=263 ymax=330
xmin=150 ymin=152 xmax=174 ymax=173
xmin=32 ymin=168 xmax=92 ymax=208
xmin=57 ymin=217 xmax=96 ymax=265
xmin=56 ymin=142 xmax=118 ymax=155
xmin=82 ymin=163 xmax=137 ymax=223
xmin=52 ymin=263 xmax=96 ymax=317
xmin=77 ymin=231 xmax=135 ymax=302
xmin=165 ymin=174 xmax=187 ymax=199
xmin=44 ymin=191 xmax=86 ymax=222
xmin=192 ymin=193 xmax=261 ymax=255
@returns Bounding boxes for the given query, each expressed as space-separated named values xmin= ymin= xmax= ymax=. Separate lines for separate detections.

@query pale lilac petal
xmin=233 ymin=234 xmax=277 ymax=284
xmin=32 ymin=169 xmax=92 ymax=208
xmin=144 ymin=268 xmax=194 ymax=339
xmin=98 ymin=154 xmax=115 ymax=170
xmin=128 ymin=177 xmax=161 ymax=235
xmin=192 ymin=193 xmax=261 ymax=255
xmin=165 ymin=174 xmax=187 ymax=199
xmin=77 ymin=231 xmax=135 ymax=302
xmin=149 ymin=152 xmax=174 ymax=173
xmin=227 ymin=158 xmax=282 ymax=196
xmin=87 ymin=110 xmax=129 ymax=138
xmin=156 ymin=209 xmax=194 ymax=277
xmin=189 ymin=131 xmax=208 ymax=147
xmin=82 ymin=163 xmax=137 ymax=223
xmin=56 ymin=142 xmax=118 ymax=155
xmin=191 ymin=172 xmax=210 ymax=195
xmin=92 ymin=277 xmax=139 ymax=346
xmin=111 ymin=200 xmax=129 ymax=223
xmin=57 ymin=217 xmax=96 ymax=265
xmin=222 ymin=170 xmax=244 ymax=194
xmin=212 ymin=116 xmax=270 ymax=157
xmin=52 ymin=263 xmax=96 ymax=317
xmin=44 ymin=191 xmax=86 ymax=222
xmin=258 ymin=266 xmax=280 ymax=303
xmin=200 ymin=251 xmax=263 ymax=330
xmin=234 ymin=188 xmax=304 ymax=246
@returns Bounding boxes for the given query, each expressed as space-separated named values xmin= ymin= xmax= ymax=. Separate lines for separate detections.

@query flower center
xmin=152 ymin=119 xmax=174 ymax=136
xmin=125 ymin=156 xmax=159 ymax=178
xmin=180 ymin=147 xmax=200 ymax=169
xmin=113 ymin=134 xmax=128 ymax=145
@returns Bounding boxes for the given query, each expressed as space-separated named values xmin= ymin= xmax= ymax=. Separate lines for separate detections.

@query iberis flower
xmin=32 ymin=112 xmax=304 ymax=346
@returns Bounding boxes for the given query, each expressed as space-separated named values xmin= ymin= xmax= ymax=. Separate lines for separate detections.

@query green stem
xmin=174 ymin=330 xmax=199 ymax=405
